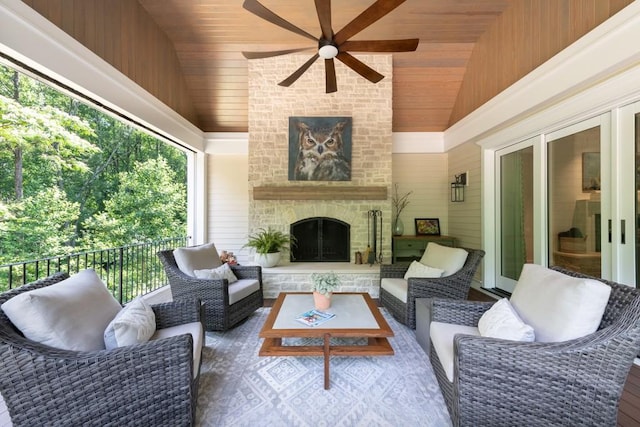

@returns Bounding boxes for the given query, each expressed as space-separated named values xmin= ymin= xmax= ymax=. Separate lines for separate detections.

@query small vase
xmin=393 ymin=218 xmax=404 ymax=236
xmin=313 ymin=291 xmax=332 ymax=311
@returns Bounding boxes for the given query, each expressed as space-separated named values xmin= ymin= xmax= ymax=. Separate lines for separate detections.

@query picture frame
xmin=582 ymin=152 xmax=601 ymax=192
xmin=288 ymin=116 xmax=353 ymax=182
xmin=415 ymin=218 xmax=440 ymax=236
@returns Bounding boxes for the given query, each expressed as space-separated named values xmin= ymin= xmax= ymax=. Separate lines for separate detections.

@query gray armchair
xmin=0 ymin=272 xmax=201 ymax=426
xmin=158 ymin=249 xmax=263 ymax=331
xmin=379 ymin=247 xmax=485 ymax=328
xmin=428 ymin=267 xmax=640 ymax=426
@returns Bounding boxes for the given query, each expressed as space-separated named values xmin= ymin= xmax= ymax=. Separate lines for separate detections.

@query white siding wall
xmin=391 ymin=153 xmax=449 ymax=235
xmin=208 ymin=154 xmax=251 ymax=264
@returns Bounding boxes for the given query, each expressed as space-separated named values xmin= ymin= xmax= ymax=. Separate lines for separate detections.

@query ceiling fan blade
xmin=315 ymin=0 xmax=333 ymax=41
xmin=279 ymin=54 xmax=320 ymax=87
xmin=325 ymin=59 xmax=337 ymax=93
xmin=334 ymin=0 xmax=407 ymax=45
xmin=340 ymin=39 xmax=419 ymax=52
xmin=336 ymin=52 xmax=384 ymax=83
xmin=243 ymin=0 xmax=318 ymax=42
xmin=243 ymin=47 xmax=315 ymax=60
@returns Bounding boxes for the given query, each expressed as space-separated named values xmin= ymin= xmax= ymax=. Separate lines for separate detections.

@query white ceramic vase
xmin=254 ymin=252 xmax=281 ymax=268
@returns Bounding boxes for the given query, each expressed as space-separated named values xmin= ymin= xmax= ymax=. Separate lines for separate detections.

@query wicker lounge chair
xmin=428 ymin=266 xmax=640 ymax=426
xmin=0 ymin=272 xmax=202 ymax=426
xmin=379 ymin=247 xmax=484 ymax=328
xmin=158 ymin=249 xmax=263 ymax=331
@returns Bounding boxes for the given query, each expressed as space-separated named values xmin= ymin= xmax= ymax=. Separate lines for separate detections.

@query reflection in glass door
xmin=547 ymin=123 xmax=603 ymax=278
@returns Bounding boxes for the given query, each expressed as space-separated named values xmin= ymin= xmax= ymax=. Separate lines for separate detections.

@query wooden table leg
xmin=323 ymin=333 xmax=331 ymax=390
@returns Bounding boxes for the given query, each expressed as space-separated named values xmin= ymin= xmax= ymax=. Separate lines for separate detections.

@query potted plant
xmin=311 ymin=271 xmax=341 ymax=310
xmin=244 ymin=227 xmax=295 ymax=268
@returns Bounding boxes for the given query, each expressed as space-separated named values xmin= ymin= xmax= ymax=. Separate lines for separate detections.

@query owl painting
xmin=288 ymin=117 xmax=352 ymax=181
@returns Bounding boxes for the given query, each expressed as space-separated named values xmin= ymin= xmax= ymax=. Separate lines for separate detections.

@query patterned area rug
xmin=196 ymin=307 xmax=451 ymax=426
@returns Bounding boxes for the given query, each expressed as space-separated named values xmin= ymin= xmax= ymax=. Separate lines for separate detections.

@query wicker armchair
xmin=428 ymin=267 xmax=640 ymax=426
xmin=379 ymin=247 xmax=484 ymax=328
xmin=158 ymin=249 xmax=263 ymax=331
xmin=0 ymin=272 xmax=201 ymax=426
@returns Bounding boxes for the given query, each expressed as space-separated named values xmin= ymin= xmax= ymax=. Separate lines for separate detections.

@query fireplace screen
xmin=290 ymin=217 xmax=350 ymax=262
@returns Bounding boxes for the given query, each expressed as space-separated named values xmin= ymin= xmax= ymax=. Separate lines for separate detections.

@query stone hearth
xmin=260 ymin=262 xmax=381 ymax=299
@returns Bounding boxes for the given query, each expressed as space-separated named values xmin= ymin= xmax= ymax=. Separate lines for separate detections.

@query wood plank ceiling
xmin=136 ymin=0 xmax=511 ymax=133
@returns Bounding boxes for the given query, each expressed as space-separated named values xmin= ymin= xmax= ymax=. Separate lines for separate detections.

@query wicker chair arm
xmin=408 ymin=276 xmax=470 ymax=300
xmin=380 ymin=264 xmax=409 ymax=279
xmin=0 ymin=334 xmax=195 ymax=426
xmin=170 ymin=276 xmax=229 ymax=300
xmin=452 ymin=330 xmax=638 ymax=426
xmin=430 ymin=298 xmax=494 ymax=326
xmin=153 ymin=299 xmax=201 ymax=329
xmin=230 ymin=264 xmax=262 ymax=280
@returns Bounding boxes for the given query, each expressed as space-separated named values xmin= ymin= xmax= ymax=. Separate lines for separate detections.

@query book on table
xmin=296 ymin=309 xmax=336 ymax=327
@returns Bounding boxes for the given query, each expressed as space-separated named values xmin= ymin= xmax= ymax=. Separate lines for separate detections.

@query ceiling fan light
xmin=318 ymin=44 xmax=338 ymax=59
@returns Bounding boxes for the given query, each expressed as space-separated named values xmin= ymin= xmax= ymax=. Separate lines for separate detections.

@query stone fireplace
xmin=247 ymin=54 xmax=394 ymax=267
xmin=290 ymin=217 xmax=350 ymax=262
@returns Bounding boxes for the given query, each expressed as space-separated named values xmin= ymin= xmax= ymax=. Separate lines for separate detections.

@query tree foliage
xmin=0 ymin=64 xmax=187 ymax=264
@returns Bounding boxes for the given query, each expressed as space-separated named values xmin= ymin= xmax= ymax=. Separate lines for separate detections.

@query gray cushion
xmin=510 ymin=264 xmax=611 ymax=342
xmin=420 ymin=242 xmax=468 ymax=277
xmin=173 ymin=242 xmax=222 ymax=277
xmin=229 ymin=279 xmax=260 ymax=305
xmin=430 ymin=321 xmax=481 ymax=382
xmin=194 ymin=263 xmax=238 ymax=283
xmin=104 ymin=296 xmax=156 ymax=349
xmin=380 ymin=278 xmax=409 ymax=303
xmin=151 ymin=321 xmax=203 ymax=379
xmin=1 ymin=269 xmax=122 ymax=351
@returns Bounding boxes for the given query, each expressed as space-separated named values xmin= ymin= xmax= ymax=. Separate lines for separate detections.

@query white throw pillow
xmin=404 ymin=260 xmax=445 ymax=280
xmin=104 ymin=296 xmax=156 ymax=349
xmin=510 ymin=264 xmax=612 ymax=342
xmin=173 ymin=242 xmax=222 ymax=277
xmin=419 ymin=243 xmax=468 ymax=277
xmin=194 ymin=263 xmax=238 ymax=283
xmin=1 ymin=269 xmax=122 ymax=351
xmin=478 ymin=298 xmax=535 ymax=342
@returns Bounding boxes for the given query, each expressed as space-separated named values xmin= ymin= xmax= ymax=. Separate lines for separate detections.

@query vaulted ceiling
xmin=136 ymin=0 xmax=510 ymax=132
xmin=19 ymin=0 xmax=630 ymax=134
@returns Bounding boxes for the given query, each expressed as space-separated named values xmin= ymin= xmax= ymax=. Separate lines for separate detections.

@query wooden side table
xmin=392 ymin=235 xmax=457 ymax=263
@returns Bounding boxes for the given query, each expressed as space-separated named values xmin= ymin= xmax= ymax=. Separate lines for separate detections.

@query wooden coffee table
xmin=259 ymin=292 xmax=394 ymax=389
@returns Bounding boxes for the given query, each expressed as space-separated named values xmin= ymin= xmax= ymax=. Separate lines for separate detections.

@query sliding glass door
xmin=495 ymin=141 xmax=535 ymax=293
xmin=546 ymin=116 xmax=610 ymax=279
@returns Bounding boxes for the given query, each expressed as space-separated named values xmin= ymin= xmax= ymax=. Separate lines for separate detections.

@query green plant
xmin=244 ymin=227 xmax=295 ymax=254
xmin=311 ymin=271 xmax=341 ymax=295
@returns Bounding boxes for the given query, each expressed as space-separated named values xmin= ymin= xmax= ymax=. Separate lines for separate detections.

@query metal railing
xmin=0 ymin=236 xmax=190 ymax=304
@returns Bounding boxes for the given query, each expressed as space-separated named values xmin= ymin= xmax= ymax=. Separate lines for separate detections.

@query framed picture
xmin=288 ymin=116 xmax=353 ymax=182
xmin=582 ymin=152 xmax=601 ymax=192
xmin=415 ymin=218 xmax=440 ymax=236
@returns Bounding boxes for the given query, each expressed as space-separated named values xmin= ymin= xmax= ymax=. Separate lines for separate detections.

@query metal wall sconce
xmin=451 ymin=172 xmax=467 ymax=202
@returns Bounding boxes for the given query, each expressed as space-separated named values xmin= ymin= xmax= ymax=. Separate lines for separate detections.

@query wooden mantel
xmin=253 ymin=186 xmax=387 ymax=201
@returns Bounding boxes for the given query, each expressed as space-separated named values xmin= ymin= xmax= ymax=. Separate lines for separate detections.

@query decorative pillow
xmin=194 ymin=263 xmax=238 ymax=283
xmin=0 ymin=269 xmax=122 ymax=351
xmin=173 ymin=242 xmax=222 ymax=277
xmin=404 ymin=260 xmax=445 ymax=280
xmin=478 ymin=298 xmax=535 ymax=342
xmin=104 ymin=296 xmax=156 ymax=350
xmin=419 ymin=243 xmax=468 ymax=277
xmin=510 ymin=264 xmax=612 ymax=342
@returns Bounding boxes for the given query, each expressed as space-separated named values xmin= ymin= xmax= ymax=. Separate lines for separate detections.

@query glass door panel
xmin=547 ymin=120 xmax=605 ymax=278
xmin=495 ymin=141 xmax=535 ymax=293
xmin=498 ymin=147 xmax=534 ymax=291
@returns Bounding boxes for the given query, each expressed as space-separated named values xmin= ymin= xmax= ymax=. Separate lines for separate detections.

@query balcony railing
xmin=0 ymin=236 xmax=190 ymax=304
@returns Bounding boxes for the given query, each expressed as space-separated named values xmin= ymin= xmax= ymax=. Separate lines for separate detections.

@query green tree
xmin=0 ymin=187 xmax=80 ymax=261
xmin=82 ymin=158 xmax=186 ymax=248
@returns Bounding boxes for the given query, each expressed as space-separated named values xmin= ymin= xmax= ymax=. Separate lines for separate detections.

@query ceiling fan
xmin=242 ymin=0 xmax=419 ymax=93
